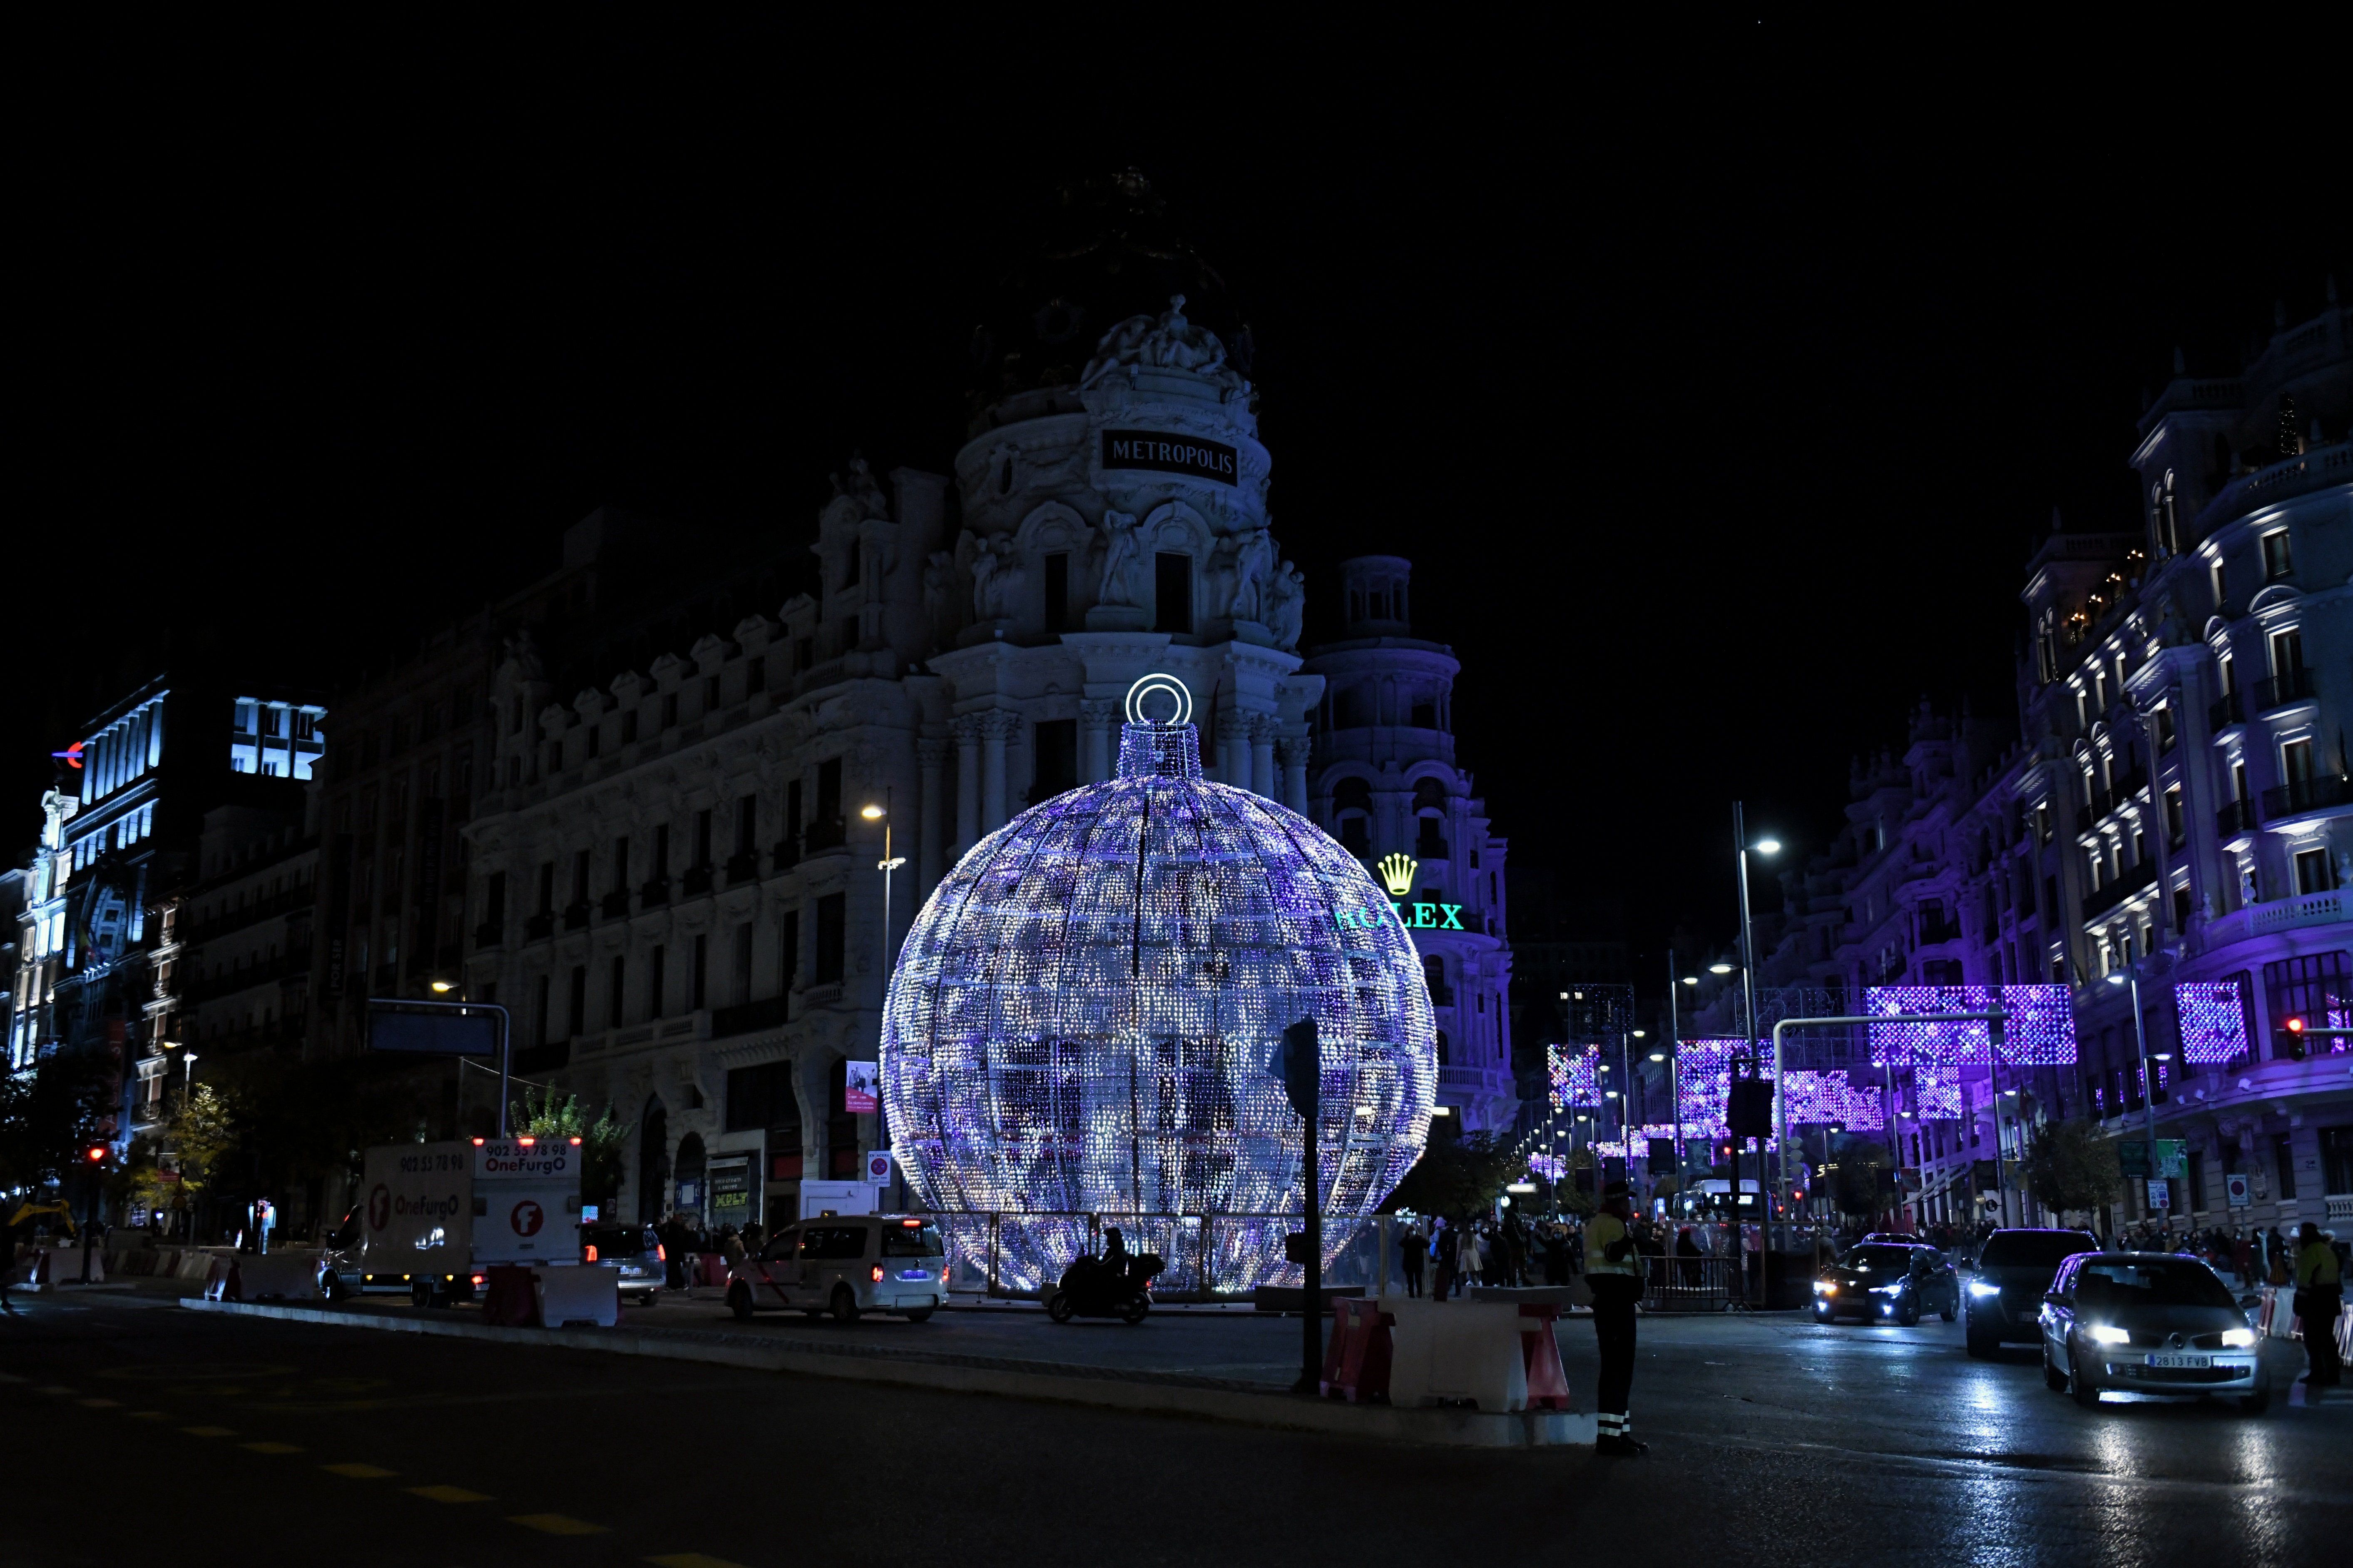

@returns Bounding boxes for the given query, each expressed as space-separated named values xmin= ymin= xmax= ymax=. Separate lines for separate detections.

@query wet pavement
xmin=2 ymin=1287 xmax=2345 ymax=1566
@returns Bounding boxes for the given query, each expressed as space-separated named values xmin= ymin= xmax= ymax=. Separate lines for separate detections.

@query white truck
xmin=336 ymin=1136 xmax=585 ymax=1305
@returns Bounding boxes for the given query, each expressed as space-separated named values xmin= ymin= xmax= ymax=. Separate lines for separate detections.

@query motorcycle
xmin=1046 ymin=1233 xmax=1163 ymax=1325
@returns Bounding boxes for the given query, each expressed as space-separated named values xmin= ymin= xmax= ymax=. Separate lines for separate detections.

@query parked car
xmin=1965 ymin=1227 xmax=2101 ymax=1356
xmin=2038 ymin=1251 xmax=2268 ymax=1412
xmin=1814 ymin=1242 xmax=1960 ymax=1326
xmin=726 ymin=1215 xmax=946 ymax=1323
xmin=582 ymin=1223 xmax=667 ymax=1306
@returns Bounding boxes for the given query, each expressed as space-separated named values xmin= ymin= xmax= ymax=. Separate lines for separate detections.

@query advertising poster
xmin=844 ymin=1059 xmax=880 ymax=1113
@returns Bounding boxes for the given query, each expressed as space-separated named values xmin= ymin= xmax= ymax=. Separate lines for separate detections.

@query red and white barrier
xmin=533 ymin=1263 xmax=623 ymax=1328
xmin=1382 ymin=1297 xmax=1531 ymax=1412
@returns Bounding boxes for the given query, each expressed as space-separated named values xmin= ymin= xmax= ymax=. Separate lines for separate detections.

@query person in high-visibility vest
xmin=2294 ymin=1222 xmax=2342 ymax=1392
xmin=1584 ymin=1179 xmax=1646 ymax=1454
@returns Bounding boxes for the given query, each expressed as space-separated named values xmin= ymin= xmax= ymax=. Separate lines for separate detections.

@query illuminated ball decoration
xmin=880 ymin=677 xmax=1436 ymax=1294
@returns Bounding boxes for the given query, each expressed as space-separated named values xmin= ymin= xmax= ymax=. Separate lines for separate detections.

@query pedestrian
xmin=2293 ymin=1223 xmax=2342 ymax=1394
xmin=1585 ymin=1179 xmax=1646 ymax=1455
xmin=1676 ymin=1225 xmax=1703 ymax=1289
xmin=2232 ymin=1230 xmax=2252 ymax=1289
xmin=1400 ymin=1224 xmax=1426 ymax=1298
xmin=1459 ymin=1225 xmax=1485 ymax=1291
xmin=1433 ymin=1222 xmax=1459 ymax=1302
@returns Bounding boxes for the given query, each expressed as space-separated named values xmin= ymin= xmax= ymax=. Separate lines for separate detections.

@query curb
xmin=178 ymin=1298 xmax=1594 ymax=1449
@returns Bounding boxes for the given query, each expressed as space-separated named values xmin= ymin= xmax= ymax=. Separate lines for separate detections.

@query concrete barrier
xmin=1382 ymin=1297 xmax=1531 ymax=1412
xmin=534 ymin=1263 xmax=622 ymax=1328
xmin=235 ymin=1253 xmax=324 ymax=1302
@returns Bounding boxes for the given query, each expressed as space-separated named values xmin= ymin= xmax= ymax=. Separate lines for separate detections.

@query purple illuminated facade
xmin=881 ymin=713 xmax=1436 ymax=1293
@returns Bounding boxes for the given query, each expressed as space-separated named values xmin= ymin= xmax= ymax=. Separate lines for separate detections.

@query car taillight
xmin=585 ymin=1245 xmax=599 ymax=1263
xmin=871 ymin=1265 xmax=885 ymax=1284
xmin=656 ymin=1243 xmax=667 ymax=1262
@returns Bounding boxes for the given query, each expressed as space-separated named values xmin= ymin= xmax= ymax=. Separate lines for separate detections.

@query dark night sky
xmin=15 ymin=18 xmax=2348 ymax=975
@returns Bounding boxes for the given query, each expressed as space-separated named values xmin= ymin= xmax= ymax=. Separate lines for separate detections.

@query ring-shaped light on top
xmin=1124 ymin=672 xmax=1192 ymax=726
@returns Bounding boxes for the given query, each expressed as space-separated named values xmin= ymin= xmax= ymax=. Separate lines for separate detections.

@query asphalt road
xmin=2 ymin=1290 xmax=2346 ymax=1568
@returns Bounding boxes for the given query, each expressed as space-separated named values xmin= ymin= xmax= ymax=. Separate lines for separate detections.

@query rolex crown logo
xmin=1375 ymin=853 xmax=1418 ymax=898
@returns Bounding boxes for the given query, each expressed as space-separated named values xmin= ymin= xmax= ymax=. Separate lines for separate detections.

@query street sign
xmin=863 ymin=1150 xmax=895 ymax=1184
xmin=2118 ymin=1139 xmax=2189 ymax=1180
xmin=2225 ymin=1172 xmax=2251 ymax=1208
xmin=2147 ymin=1178 xmax=2171 ymax=1210
xmin=367 ymin=999 xmax=502 ymax=1056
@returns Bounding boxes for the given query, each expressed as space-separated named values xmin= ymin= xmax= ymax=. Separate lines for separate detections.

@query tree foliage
xmin=1381 ymin=1129 xmax=1521 ymax=1219
xmin=0 ymin=1050 xmax=116 ymax=1190
xmin=2020 ymin=1117 xmax=2122 ymax=1218
xmin=128 ymin=1084 xmax=237 ymax=1214
xmin=512 ymin=1087 xmax=629 ymax=1203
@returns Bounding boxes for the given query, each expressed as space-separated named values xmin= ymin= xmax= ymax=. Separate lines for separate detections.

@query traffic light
xmin=85 ymin=1145 xmax=107 ymax=1164
xmin=2284 ymin=1017 xmax=2306 ymax=1059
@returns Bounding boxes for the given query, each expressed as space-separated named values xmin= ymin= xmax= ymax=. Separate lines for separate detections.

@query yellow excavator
xmin=5 ymin=1199 xmax=79 ymax=1239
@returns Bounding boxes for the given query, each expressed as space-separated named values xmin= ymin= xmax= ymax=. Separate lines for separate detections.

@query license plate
xmin=2144 ymin=1354 xmax=2210 ymax=1369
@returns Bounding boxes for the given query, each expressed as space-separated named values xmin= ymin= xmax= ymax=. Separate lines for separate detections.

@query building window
xmin=2154 ymin=707 xmax=2175 ymax=754
xmin=2294 ymin=848 xmax=2336 ymax=895
xmin=568 ymin=965 xmax=587 ymax=1037
xmin=691 ymin=933 xmax=708 ymax=1011
xmin=2211 ymin=559 xmax=2227 ymax=609
xmin=2261 ymin=529 xmax=2293 ymax=582
xmin=2262 ymin=951 xmax=2350 ymax=1056
xmin=535 ymin=974 xmax=552 ymax=1046
xmin=609 ymin=955 xmax=626 ymax=1026
xmin=649 ymin=945 xmax=666 ymax=1019
xmin=1043 ymin=552 xmax=1069 ymax=632
xmin=2163 ymin=787 xmax=2183 ymax=844
xmin=2271 ymin=1133 xmax=2296 ymax=1201
xmin=814 ymin=893 xmax=846 ymax=985
xmin=1153 ymin=552 xmax=1192 ymax=634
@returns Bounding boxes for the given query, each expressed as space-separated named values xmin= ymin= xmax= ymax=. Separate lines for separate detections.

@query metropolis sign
xmin=1100 ymin=429 xmax=1238 ymax=485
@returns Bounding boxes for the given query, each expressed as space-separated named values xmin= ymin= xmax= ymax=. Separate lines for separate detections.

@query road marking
xmin=182 ymin=1426 xmax=237 ymax=1437
xmin=129 ymin=1411 xmax=169 ymax=1419
xmin=320 ymin=1463 xmax=397 ymax=1479
xmin=241 ymin=1441 xmax=304 ymax=1455
xmin=0 ymin=1373 xmax=24 ymax=1383
xmin=406 ymin=1484 xmax=491 ymax=1503
xmin=78 ymin=1398 xmax=122 ymax=1408
xmin=35 ymin=1385 xmax=75 ymax=1395
xmin=647 ymin=1556 xmax=751 ymax=1568
xmin=510 ymin=1514 xmax=609 ymax=1536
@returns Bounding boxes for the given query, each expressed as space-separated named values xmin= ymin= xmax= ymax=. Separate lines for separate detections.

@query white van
xmin=726 ymin=1215 xmax=946 ymax=1322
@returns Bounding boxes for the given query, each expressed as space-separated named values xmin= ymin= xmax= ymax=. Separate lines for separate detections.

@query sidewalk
xmin=174 ymin=1288 xmax=1598 ymax=1449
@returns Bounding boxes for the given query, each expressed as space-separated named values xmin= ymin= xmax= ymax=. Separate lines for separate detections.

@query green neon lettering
xmin=1439 ymin=904 xmax=1465 ymax=929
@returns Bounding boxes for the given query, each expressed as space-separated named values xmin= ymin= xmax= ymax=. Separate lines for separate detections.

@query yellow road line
xmin=241 ymin=1441 xmax=304 ymax=1455
xmin=182 ymin=1426 xmax=237 ymax=1437
xmin=647 ymin=1556 xmax=751 ymax=1568
xmin=35 ymin=1386 xmax=75 ymax=1395
xmin=129 ymin=1411 xmax=169 ymax=1419
xmin=510 ymin=1514 xmax=609 ymax=1536
xmin=406 ymin=1484 xmax=491 ymax=1503
xmin=320 ymin=1463 xmax=398 ymax=1479
xmin=78 ymin=1398 xmax=122 ymax=1408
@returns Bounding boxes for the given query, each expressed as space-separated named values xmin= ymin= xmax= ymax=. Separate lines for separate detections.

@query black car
xmin=1814 ymin=1242 xmax=1960 ymax=1326
xmin=1964 ymin=1226 xmax=2100 ymax=1356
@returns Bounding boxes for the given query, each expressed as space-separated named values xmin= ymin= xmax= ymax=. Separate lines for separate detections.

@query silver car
xmin=2037 ymin=1251 xmax=2269 ymax=1413
xmin=581 ymin=1223 xmax=668 ymax=1306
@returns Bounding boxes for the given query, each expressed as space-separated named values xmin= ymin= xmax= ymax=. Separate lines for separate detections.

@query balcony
xmin=2254 ymin=666 xmax=2316 ymax=712
xmin=523 ymin=911 xmax=554 ymax=941
xmin=2260 ymin=772 xmax=2353 ymax=822
xmin=2092 ymin=770 xmax=2147 ymax=820
xmin=724 ymin=851 xmax=761 ymax=884
xmin=771 ymin=837 xmax=801 ymax=873
xmin=803 ymin=817 xmax=848 ymax=853
xmin=2215 ymin=799 xmax=2259 ymax=840
xmin=563 ymin=901 xmax=591 ymax=931
xmin=2207 ymin=690 xmax=2244 ymax=731
xmin=639 ymin=877 xmax=670 ymax=907
xmin=682 ymin=865 xmax=715 ymax=896
xmin=2250 ymin=888 xmax=2346 ymax=937
xmin=711 ymin=995 xmax=788 ymax=1037
xmin=2080 ymin=857 xmax=2157 ymax=921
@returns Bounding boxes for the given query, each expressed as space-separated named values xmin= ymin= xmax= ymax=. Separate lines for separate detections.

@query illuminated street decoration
xmin=1548 ymin=1042 xmax=1599 ymax=1109
xmin=881 ymin=680 xmax=1436 ymax=1293
xmin=1667 ymin=1038 xmax=1883 ymax=1135
xmin=2173 ymin=980 xmax=2251 ymax=1065
xmin=1864 ymin=984 xmax=2077 ymax=1066
xmin=1376 ymin=854 xmax=1418 ymax=898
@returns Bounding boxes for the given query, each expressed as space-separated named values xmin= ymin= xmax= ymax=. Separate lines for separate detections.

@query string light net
xmin=1864 ymin=984 xmax=2077 ymax=1066
xmin=2172 ymin=980 xmax=2251 ymax=1066
xmin=881 ymin=714 xmax=1436 ymax=1294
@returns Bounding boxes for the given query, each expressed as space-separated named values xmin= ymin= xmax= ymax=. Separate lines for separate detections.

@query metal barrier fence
xmin=931 ymin=1212 xmax=1408 ymax=1301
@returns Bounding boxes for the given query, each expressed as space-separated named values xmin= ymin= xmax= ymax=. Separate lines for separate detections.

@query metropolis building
xmin=1708 ymin=291 xmax=2351 ymax=1237
xmin=460 ymin=177 xmax=1520 ymax=1230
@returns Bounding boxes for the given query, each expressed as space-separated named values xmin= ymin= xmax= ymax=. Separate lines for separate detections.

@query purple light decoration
xmin=2173 ymin=980 xmax=2250 ymax=1065
xmin=881 ymin=710 xmax=1436 ymax=1295
xmin=1528 ymin=1153 xmax=1566 ymax=1181
xmin=1548 ymin=1043 xmax=1599 ymax=1109
xmin=1778 ymin=1070 xmax=1884 ymax=1131
xmin=1865 ymin=984 xmax=2077 ymax=1067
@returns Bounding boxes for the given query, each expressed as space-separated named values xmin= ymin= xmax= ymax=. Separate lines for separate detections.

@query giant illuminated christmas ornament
xmin=880 ymin=676 xmax=1437 ymax=1294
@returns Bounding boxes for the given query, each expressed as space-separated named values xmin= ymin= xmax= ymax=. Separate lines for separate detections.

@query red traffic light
xmin=85 ymin=1146 xmax=107 ymax=1163
xmin=2286 ymin=1017 xmax=2306 ymax=1034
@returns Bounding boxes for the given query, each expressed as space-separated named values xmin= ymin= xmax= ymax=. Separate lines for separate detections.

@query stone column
xmin=1279 ymin=737 xmax=1312 ymax=815
xmin=1216 ymin=710 xmax=1249 ymax=788
xmin=953 ymin=714 xmax=982 ymax=855
xmin=1249 ymin=716 xmax=1277 ymax=800
xmin=1079 ymin=699 xmax=1118 ymax=783
xmin=981 ymin=710 xmax=1013 ymax=832
xmin=916 ymin=738 xmax=948 ymax=897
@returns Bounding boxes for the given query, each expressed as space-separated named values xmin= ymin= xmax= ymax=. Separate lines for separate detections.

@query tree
xmin=512 ymin=1088 xmax=628 ymax=1203
xmin=1381 ymin=1128 xmax=1521 ymax=1219
xmin=0 ymin=1050 xmax=115 ymax=1193
xmin=1830 ymin=1139 xmax=1894 ymax=1219
xmin=2019 ymin=1117 xmax=2122 ymax=1219
xmin=128 ymin=1083 xmax=237 ymax=1221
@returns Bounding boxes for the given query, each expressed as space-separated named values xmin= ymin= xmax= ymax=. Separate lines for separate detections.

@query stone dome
xmin=880 ymin=696 xmax=1435 ymax=1294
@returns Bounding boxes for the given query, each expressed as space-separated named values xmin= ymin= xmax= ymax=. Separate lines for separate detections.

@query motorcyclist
xmin=1101 ymin=1227 xmax=1130 ymax=1281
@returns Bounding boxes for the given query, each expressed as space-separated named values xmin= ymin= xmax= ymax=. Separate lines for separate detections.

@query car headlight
xmin=2221 ymin=1328 xmax=2256 ymax=1348
xmin=1814 ymin=1281 xmax=1833 ymax=1295
xmin=1967 ymin=1281 xmax=2000 ymax=1298
xmin=2088 ymin=1324 xmax=2130 ymax=1345
xmin=1871 ymin=1283 xmax=1903 ymax=1295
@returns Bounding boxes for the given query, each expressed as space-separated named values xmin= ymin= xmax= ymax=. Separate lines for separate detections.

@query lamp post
xmin=863 ymin=795 xmax=907 ymax=1207
xmin=2106 ymin=964 xmax=2173 ymax=1243
xmin=1731 ymin=805 xmax=1780 ymax=1272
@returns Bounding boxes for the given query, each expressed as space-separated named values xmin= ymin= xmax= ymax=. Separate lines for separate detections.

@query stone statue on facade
xmin=1227 ymin=527 xmax=1275 ymax=624
xmin=830 ymin=453 xmax=890 ymax=520
xmin=1096 ymin=509 xmax=1145 ymax=608
xmin=500 ymin=629 xmax=545 ymax=683
xmin=972 ymin=537 xmax=1025 ymax=621
xmin=1266 ymin=559 xmax=1306 ymax=650
xmin=923 ymin=550 xmax=958 ymax=641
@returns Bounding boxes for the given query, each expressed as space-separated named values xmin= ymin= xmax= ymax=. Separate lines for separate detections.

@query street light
xmin=868 ymin=795 xmax=909 ymax=1207
xmin=430 ymin=980 xmax=454 ymax=994
xmin=2107 ymin=963 xmax=2168 ymax=1240
xmin=1709 ymin=962 xmax=1734 ymax=975
xmin=1732 ymin=803 xmax=1779 ymax=1287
